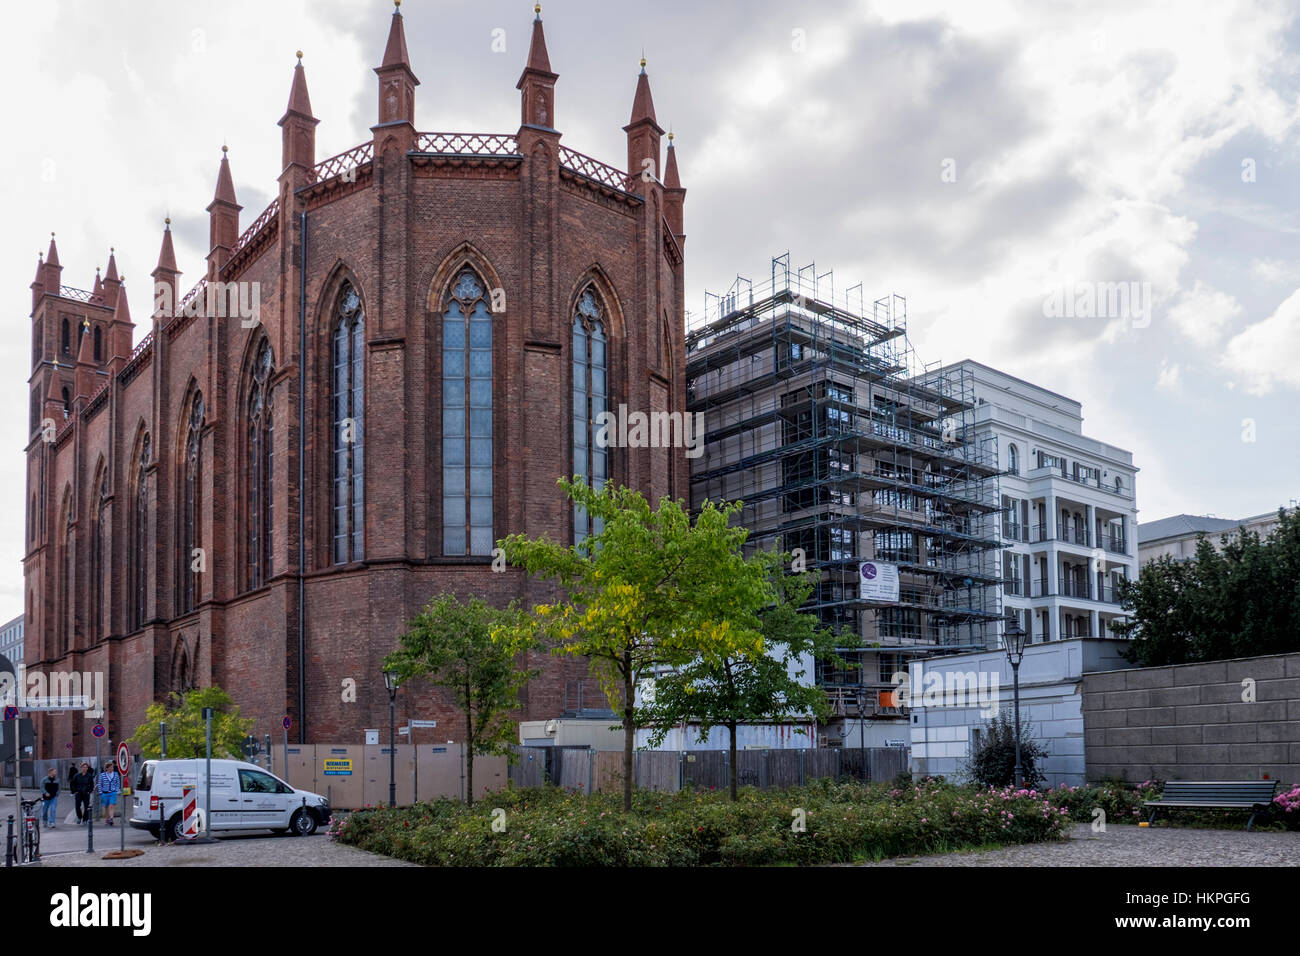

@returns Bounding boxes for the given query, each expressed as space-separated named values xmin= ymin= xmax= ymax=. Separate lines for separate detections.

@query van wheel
xmin=164 ymin=815 xmax=183 ymax=843
xmin=291 ymin=809 xmax=318 ymax=837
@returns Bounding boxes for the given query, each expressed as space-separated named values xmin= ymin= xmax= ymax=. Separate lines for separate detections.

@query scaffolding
xmin=686 ymin=254 xmax=1003 ymax=722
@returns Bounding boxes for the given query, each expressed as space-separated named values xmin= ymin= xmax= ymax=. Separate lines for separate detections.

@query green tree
xmin=500 ymin=478 xmax=772 ymax=812
xmin=383 ymin=594 xmax=535 ymax=806
xmin=126 ymin=686 xmax=254 ymax=760
xmin=1115 ymin=510 xmax=1300 ymax=666
xmin=641 ymin=564 xmax=834 ymax=800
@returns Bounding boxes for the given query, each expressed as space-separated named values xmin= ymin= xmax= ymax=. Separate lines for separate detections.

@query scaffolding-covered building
xmin=685 ymin=255 xmax=1003 ymax=744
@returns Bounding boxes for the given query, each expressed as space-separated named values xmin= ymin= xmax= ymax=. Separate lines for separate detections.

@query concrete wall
xmin=910 ymin=638 xmax=1134 ymax=787
xmin=1082 ymin=652 xmax=1300 ymax=783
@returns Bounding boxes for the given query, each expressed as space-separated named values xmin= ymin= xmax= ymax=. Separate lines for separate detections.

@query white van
xmin=129 ymin=758 xmax=331 ymax=841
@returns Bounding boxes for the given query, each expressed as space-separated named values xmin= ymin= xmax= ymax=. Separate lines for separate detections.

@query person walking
xmin=71 ymin=762 xmax=95 ymax=823
xmin=41 ymin=768 xmax=60 ymax=828
xmin=97 ymin=763 xmax=122 ymax=826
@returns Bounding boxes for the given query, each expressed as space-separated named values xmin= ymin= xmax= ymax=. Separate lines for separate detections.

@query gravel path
xmin=857 ymin=822 xmax=1300 ymax=866
xmin=34 ymin=831 xmax=415 ymax=867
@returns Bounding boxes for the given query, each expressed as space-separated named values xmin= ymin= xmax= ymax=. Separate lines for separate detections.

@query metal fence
xmin=507 ymin=746 xmax=908 ymax=793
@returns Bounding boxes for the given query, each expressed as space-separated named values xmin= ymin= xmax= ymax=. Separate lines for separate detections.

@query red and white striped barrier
xmin=181 ymin=786 xmax=199 ymax=839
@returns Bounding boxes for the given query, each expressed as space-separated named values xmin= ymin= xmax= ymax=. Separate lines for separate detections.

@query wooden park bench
xmin=1144 ymin=781 xmax=1279 ymax=831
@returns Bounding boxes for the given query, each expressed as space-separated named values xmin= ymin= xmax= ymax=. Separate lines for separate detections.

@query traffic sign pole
xmin=116 ymin=743 xmax=130 ymax=853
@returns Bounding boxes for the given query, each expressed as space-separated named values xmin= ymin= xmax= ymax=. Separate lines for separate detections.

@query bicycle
xmin=18 ymin=798 xmax=40 ymax=863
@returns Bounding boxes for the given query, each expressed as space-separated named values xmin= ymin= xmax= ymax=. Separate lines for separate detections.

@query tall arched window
xmin=91 ymin=473 xmax=108 ymax=642
xmin=132 ymin=436 xmax=150 ymax=629
xmin=179 ymin=394 xmax=204 ymax=614
xmin=1008 ymin=443 xmax=1019 ymax=475
xmin=442 ymin=268 xmax=492 ymax=556
xmin=61 ymin=318 xmax=70 ymax=355
xmin=572 ymin=286 xmax=608 ymax=543
xmin=247 ymin=341 xmax=275 ymax=589
xmin=332 ymin=284 xmax=365 ymax=564
xmin=59 ymin=498 xmax=73 ymax=656
xmin=93 ymin=326 xmax=102 ymax=362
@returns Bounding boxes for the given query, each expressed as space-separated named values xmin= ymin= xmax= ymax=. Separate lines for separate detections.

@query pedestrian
xmin=41 ymin=768 xmax=60 ymax=828
xmin=71 ymin=761 xmax=94 ymax=823
xmin=97 ymin=763 xmax=122 ymax=826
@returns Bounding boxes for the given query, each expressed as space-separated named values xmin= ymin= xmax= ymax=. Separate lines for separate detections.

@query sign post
xmin=116 ymin=743 xmax=130 ymax=853
xmin=90 ymin=717 xmax=105 ymax=851
xmin=202 ymin=707 xmax=213 ymax=838
xmin=282 ymin=715 xmax=291 ymax=784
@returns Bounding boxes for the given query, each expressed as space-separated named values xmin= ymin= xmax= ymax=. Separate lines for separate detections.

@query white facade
xmin=0 ymin=614 xmax=22 ymax=665
xmin=1139 ymin=506 xmax=1295 ymax=565
xmin=932 ymin=361 xmax=1140 ymax=646
xmin=908 ymin=638 xmax=1133 ymax=787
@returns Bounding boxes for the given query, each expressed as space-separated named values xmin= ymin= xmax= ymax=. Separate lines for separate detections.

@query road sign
xmin=92 ymin=723 xmax=105 ymax=738
xmin=2 ymin=706 xmax=16 ymax=721
xmin=398 ymin=726 xmax=410 ymax=735
xmin=409 ymin=719 xmax=438 ymax=728
xmin=282 ymin=715 xmax=292 ymax=730
xmin=117 ymin=742 xmax=130 ymax=774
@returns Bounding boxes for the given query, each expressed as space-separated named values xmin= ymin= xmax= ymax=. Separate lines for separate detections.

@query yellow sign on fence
xmin=323 ymin=758 xmax=353 ymax=776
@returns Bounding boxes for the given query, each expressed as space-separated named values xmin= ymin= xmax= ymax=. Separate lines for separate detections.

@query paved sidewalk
xmin=857 ymin=822 xmax=1300 ymax=866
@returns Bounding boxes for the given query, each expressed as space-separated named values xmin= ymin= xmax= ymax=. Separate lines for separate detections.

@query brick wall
xmin=1082 ymin=653 xmax=1300 ymax=782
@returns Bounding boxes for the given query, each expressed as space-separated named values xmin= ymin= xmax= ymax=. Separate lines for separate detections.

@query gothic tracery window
xmin=573 ymin=286 xmax=608 ymax=543
xmin=91 ymin=473 xmax=108 ymax=641
xmin=247 ymin=341 xmax=274 ymax=588
xmin=333 ymin=284 xmax=365 ymax=564
xmin=442 ymin=268 xmax=493 ymax=556
xmin=132 ymin=436 xmax=149 ymax=629
xmin=179 ymin=394 xmax=204 ymax=614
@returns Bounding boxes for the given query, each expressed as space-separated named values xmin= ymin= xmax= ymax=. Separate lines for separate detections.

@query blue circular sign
xmin=92 ymin=723 xmax=106 ymax=738
xmin=861 ymin=562 xmax=878 ymax=580
xmin=283 ymin=715 xmax=292 ymax=730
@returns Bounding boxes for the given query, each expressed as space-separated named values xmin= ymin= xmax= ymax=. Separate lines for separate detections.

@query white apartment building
xmin=932 ymin=361 xmax=1139 ymax=645
xmin=1139 ymin=505 xmax=1296 ymax=564
xmin=0 ymin=613 xmax=22 ymax=665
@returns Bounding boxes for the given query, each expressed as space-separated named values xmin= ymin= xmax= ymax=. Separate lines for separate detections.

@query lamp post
xmin=382 ymin=669 xmax=398 ymax=808
xmin=1002 ymin=612 xmax=1029 ymax=788
xmin=853 ymin=687 xmax=867 ymax=782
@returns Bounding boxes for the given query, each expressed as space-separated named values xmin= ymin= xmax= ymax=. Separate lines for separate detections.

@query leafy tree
xmin=964 ymin=710 xmax=1048 ymax=789
xmin=127 ymin=686 xmax=254 ymax=760
xmin=500 ymin=478 xmax=771 ymax=812
xmin=383 ymin=594 xmax=535 ymax=806
xmin=641 ymin=564 xmax=834 ymax=800
xmin=1115 ymin=509 xmax=1300 ymax=666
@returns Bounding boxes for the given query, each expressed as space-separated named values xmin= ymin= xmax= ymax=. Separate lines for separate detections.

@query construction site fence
xmin=508 ymin=746 xmax=909 ymax=793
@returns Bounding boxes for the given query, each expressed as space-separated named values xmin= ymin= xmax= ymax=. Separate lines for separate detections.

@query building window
xmin=132 ymin=437 xmax=150 ymax=630
xmin=61 ymin=387 xmax=70 ymax=417
xmin=93 ymin=326 xmax=102 ymax=362
xmin=573 ymin=286 xmax=608 ymax=543
xmin=61 ymin=318 xmax=69 ymax=355
xmin=179 ymin=394 xmax=204 ymax=614
xmin=332 ymin=284 xmax=365 ymax=564
xmin=442 ymin=269 xmax=493 ymax=556
xmin=91 ymin=474 xmax=108 ymax=641
xmin=247 ymin=341 xmax=274 ymax=589
xmin=59 ymin=499 xmax=73 ymax=656
xmin=1007 ymin=443 xmax=1019 ymax=475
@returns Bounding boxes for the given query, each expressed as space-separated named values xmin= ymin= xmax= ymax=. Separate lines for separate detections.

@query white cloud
xmin=1220 ymin=288 xmax=1300 ymax=394
xmin=1156 ymin=360 xmax=1181 ymax=389
xmin=1165 ymin=280 xmax=1243 ymax=347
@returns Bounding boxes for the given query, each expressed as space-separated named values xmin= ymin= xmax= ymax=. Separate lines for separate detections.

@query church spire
xmin=280 ymin=52 xmax=320 ymax=173
xmin=152 ymin=219 xmax=181 ymax=322
xmin=517 ymin=4 xmax=558 ymax=130
xmin=375 ymin=1 xmax=418 ymax=129
xmin=624 ymin=58 xmax=665 ymax=190
xmin=208 ymin=146 xmax=243 ymax=275
xmin=43 ymin=233 xmax=63 ymax=292
xmin=664 ymin=130 xmax=686 ymax=243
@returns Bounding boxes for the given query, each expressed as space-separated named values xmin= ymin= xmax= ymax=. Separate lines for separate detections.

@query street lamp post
xmin=853 ymin=687 xmax=867 ymax=781
xmin=1002 ymin=612 xmax=1029 ymax=789
xmin=382 ymin=669 xmax=398 ymax=808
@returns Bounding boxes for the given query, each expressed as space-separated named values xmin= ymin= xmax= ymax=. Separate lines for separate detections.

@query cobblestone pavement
xmin=6 ymin=790 xmax=412 ymax=867
xmin=857 ymin=822 xmax=1300 ymax=866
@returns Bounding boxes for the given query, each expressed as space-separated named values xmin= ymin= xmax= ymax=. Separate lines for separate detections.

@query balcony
xmin=1099 ymin=532 xmax=1128 ymax=555
xmin=1029 ymin=523 xmax=1051 ymax=543
xmin=1003 ymin=523 xmax=1029 ymax=543
xmin=1004 ymin=579 xmax=1025 ymax=597
xmin=1056 ymin=526 xmax=1091 ymax=547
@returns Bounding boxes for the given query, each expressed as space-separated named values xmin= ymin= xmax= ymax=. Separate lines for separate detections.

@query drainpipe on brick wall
xmin=298 ymin=210 xmax=307 ymax=744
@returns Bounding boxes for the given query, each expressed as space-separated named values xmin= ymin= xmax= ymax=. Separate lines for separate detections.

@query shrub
xmin=333 ymin=781 xmax=1069 ymax=867
xmin=964 ymin=711 xmax=1049 ymax=789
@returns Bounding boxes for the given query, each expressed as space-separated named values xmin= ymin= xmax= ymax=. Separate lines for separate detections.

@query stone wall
xmin=1082 ymin=653 xmax=1300 ymax=782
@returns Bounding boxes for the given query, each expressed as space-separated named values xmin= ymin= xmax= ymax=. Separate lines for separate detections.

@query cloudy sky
xmin=3 ymin=0 xmax=1299 ymax=616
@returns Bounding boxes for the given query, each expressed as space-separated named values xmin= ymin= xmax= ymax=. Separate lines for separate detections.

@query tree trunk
xmin=622 ymin=657 xmax=634 ymax=813
xmin=465 ymin=680 xmax=474 ymax=807
xmin=729 ymin=721 xmax=738 ymax=801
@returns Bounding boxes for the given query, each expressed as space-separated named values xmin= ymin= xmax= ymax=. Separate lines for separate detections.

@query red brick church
xmin=23 ymin=4 xmax=687 ymax=756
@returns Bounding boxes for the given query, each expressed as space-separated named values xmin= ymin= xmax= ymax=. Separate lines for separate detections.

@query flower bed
xmin=330 ymin=778 xmax=1070 ymax=867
